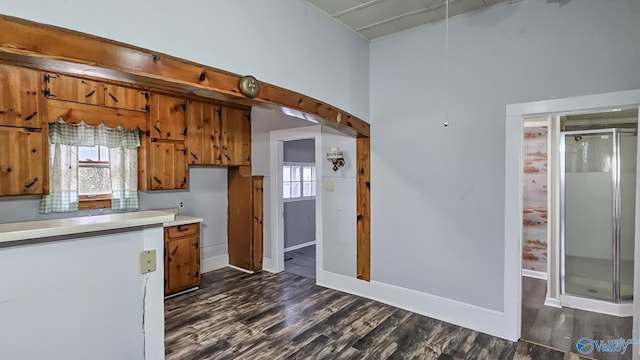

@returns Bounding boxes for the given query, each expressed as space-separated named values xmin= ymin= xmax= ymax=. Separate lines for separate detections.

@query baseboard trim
xmin=262 ymin=257 xmax=276 ymax=273
xmin=284 ymin=241 xmax=316 ymax=252
xmin=544 ymin=297 xmax=562 ymax=308
xmin=317 ymin=270 xmax=514 ymax=341
xmin=228 ymin=264 xmax=254 ymax=274
xmin=202 ymin=254 xmax=229 ymax=273
xmin=522 ymin=269 xmax=548 ymax=280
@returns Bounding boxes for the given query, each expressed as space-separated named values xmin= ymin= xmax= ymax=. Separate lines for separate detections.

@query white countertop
xmin=0 ymin=210 xmax=175 ymax=245
xmin=163 ymin=215 xmax=203 ymax=227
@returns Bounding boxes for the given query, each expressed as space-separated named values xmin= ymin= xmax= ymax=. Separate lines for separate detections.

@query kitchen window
xmin=78 ymin=145 xmax=112 ymax=208
xmin=283 ymin=162 xmax=316 ymax=201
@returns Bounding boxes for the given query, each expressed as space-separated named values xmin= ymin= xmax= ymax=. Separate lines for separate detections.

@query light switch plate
xmin=326 ymin=181 xmax=334 ymax=192
xmin=140 ymin=250 xmax=156 ymax=274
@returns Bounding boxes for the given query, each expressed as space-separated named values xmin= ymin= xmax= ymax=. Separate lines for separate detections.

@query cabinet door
xmin=45 ymin=73 xmax=101 ymax=106
xmin=104 ymin=84 xmax=149 ymax=112
xmin=187 ymin=101 xmax=221 ymax=165
xmin=148 ymin=140 xmax=188 ymax=190
xmin=252 ymin=177 xmax=264 ymax=271
xmin=149 ymin=94 xmax=186 ymax=141
xmin=0 ymin=126 xmax=46 ymax=195
xmin=220 ymin=107 xmax=251 ymax=166
xmin=0 ymin=65 xmax=42 ymax=128
xmin=166 ymin=236 xmax=200 ymax=293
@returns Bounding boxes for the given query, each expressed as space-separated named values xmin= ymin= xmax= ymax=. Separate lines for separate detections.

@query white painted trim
xmin=522 ymin=269 xmax=547 ymax=280
xmin=262 ymin=257 xmax=276 ymax=273
xmin=544 ymin=297 xmax=562 ymax=309
xmin=269 ymin=125 xmax=323 ymax=280
xmin=523 ymin=119 xmax=549 ymax=127
xmin=318 ymin=271 xmax=514 ymax=341
xmin=284 ymin=241 xmax=316 ymax=252
xmin=561 ymin=295 xmax=633 ymax=317
xmin=506 ymin=89 xmax=640 ymax=117
xmin=505 ymin=90 xmax=640 ymax=344
xmin=201 ymin=254 xmax=229 ymax=273
xmin=228 ymin=264 xmax=254 ymax=274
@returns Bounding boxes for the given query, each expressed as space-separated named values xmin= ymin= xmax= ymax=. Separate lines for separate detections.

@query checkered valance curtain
xmin=40 ymin=120 xmax=140 ymax=213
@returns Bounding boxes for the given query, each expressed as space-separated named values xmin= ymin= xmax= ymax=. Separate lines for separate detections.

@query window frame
xmin=78 ymin=145 xmax=112 ymax=209
xmin=282 ymin=161 xmax=316 ymax=203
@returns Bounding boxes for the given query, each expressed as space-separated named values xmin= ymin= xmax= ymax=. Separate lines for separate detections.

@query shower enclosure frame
xmin=560 ymin=128 xmax=637 ymax=304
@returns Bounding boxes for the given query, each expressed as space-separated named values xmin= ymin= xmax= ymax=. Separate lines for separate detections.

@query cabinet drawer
xmin=166 ymin=223 xmax=199 ymax=238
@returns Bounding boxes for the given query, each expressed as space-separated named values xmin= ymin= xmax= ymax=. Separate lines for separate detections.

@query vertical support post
xmin=356 ymin=137 xmax=371 ymax=281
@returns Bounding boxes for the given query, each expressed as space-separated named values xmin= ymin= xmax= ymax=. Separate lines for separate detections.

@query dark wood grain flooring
xmin=166 ymin=268 xmax=589 ymax=359
xmin=521 ymin=277 xmax=632 ymax=360
xmin=284 ymin=245 xmax=316 ymax=280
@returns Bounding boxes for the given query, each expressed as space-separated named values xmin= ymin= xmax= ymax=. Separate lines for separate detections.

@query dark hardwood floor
xmin=521 ymin=277 xmax=633 ymax=360
xmin=284 ymin=245 xmax=316 ymax=280
xmin=166 ymin=268 xmax=588 ymax=359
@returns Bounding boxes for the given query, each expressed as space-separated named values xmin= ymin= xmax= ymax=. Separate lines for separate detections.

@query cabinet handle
xmin=153 ymin=125 xmax=162 ymax=135
xmin=176 ymin=226 xmax=188 ymax=232
xmin=85 ymin=90 xmax=96 ymax=98
xmin=254 ymin=216 xmax=263 ymax=225
xmin=108 ymin=93 xmax=119 ymax=103
xmin=153 ymin=177 xmax=162 ymax=185
xmin=190 ymin=152 xmax=198 ymax=160
xmin=224 ymin=154 xmax=231 ymax=161
xmin=182 ymin=128 xmax=187 ymax=136
xmin=24 ymin=112 xmax=38 ymax=121
xmin=24 ymin=178 xmax=39 ymax=189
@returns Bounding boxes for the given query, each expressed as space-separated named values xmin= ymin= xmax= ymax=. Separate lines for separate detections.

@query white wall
xmin=369 ymin=0 xmax=640 ymax=315
xmin=0 ymin=0 xmax=370 ymax=120
xmin=321 ymin=127 xmax=357 ymax=277
xmin=0 ymin=226 xmax=164 ymax=360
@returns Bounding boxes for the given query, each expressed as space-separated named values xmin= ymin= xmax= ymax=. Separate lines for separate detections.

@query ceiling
xmin=305 ymin=0 xmax=512 ymax=40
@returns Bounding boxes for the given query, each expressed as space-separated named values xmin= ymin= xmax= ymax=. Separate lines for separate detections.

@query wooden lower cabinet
xmin=228 ymin=167 xmax=263 ymax=272
xmin=0 ymin=126 xmax=48 ymax=196
xmin=164 ymin=223 xmax=201 ymax=295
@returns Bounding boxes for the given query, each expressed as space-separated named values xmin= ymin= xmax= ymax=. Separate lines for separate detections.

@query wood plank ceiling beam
xmin=0 ymin=15 xmax=369 ymax=138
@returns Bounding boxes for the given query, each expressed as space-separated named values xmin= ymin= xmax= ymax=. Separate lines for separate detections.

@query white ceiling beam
xmin=355 ymin=0 xmax=467 ymax=32
xmin=332 ymin=0 xmax=386 ymax=17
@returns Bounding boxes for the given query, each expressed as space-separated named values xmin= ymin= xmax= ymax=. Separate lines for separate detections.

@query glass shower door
xmin=562 ymin=131 xmax=614 ymax=301
xmin=619 ymin=132 xmax=637 ymax=300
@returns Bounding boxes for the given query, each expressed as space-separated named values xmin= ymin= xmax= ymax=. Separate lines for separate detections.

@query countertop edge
xmin=163 ymin=215 xmax=204 ymax=227
xmin=0 ymin=211 xmax=175 ymax=245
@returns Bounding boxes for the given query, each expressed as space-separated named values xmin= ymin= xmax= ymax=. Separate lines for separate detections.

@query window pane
xmin=303 ymin=181 xmax=312 ymax=197
xmin=78 ymin=166 xmax=111 ymax=195
xmin=311 ymin=166 xmax=316 ymax=181
xmin=291 ymin=166 xmax=300 ymax=181
xmin=291 ymin=181 xmax=301 ymax=198
xmin=283 ymin=181 xmax=291 ymax=199
xmin=303 ymin=166 xmax=312 ymax=181
xmin=79 ymin=146 xmax=99 ymax=162
xmin=99 ymin=146 xmax=109 ymax=161
xmin=311 ymin=182 xmax=316 ymax=196
xmin=283 ymin=166 xmax=291 ymax=182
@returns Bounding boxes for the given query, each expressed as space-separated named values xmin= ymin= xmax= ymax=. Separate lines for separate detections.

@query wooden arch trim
xmin=0 ymin=15 xmax=369 ymax=138
xmin=0 ymin=14 xmax=371 ymax=281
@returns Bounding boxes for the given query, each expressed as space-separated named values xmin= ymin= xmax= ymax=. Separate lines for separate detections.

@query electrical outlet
xmin=140 ymin=250 xmax=156 ymax=274
xmin=179 ymin=200 xmax=185 ymax=208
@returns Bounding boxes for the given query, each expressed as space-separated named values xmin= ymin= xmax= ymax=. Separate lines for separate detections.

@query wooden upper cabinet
xmin=104 ymin=84 xmax=149 ymax=112
xmin=220 ymin=107 xmax=251 ymax=166
xmin=0 ymin=64 xmax=42 ymax=128
xmin=149 ymin=94 xmax=186 ymax=141
xmin=187 ymin=100 xmax=221 ymax=165
xmin=44 ymin=73 xmax=102 ymax=106
xmin=0 ymin=126 xmax=47 ymax=196
xmin=147 ymin=140 xmax=188 ymax=190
